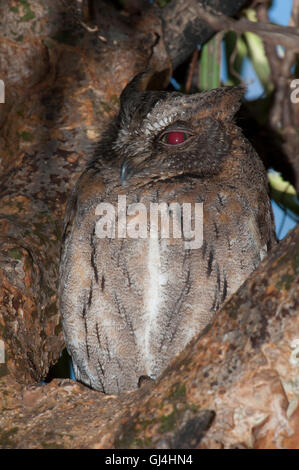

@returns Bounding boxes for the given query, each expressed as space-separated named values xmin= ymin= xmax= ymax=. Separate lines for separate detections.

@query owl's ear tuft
xmin=121 ymin=68 xmax=167 ymax=105
xmin=219 ymin=85 xmax=245 ymax=119
xmin=120 ymin=71 xmax=151 ymax=105
xmin=119 ymin=70 xmax=168 ymax=124
xmin=120 ymin=69 xmax=168 ymax=107
xmin=199 ymin=85 xmax=245 ymax=120
xmin=119 ymin=71 xmax=152 ymax=123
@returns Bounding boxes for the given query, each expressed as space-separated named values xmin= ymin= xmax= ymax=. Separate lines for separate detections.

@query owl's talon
xmin=138 ymin=375 xmax=154 ymax=388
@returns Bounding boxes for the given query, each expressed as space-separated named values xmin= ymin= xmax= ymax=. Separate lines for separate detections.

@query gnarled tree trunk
xmin=0 ymin=0 xmax=298 ymax=449
xmin=0 ymin=225 xmax=298 ymax=448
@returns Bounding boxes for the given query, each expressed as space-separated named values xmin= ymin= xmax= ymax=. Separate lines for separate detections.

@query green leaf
xmin=156 ymin=0 xmax=172 ymax=6
xmin=199 ymin=33 xmax=221 ymax=90
xmin=243 ymin=32 xmax=274 ymax=94
xmin=268 ymin=171 xmax=299 ymax=219
xmin=223 ymin=31 xmax=248 ymax=86
xmin=242 ymin=9 xmax=274 ymax=94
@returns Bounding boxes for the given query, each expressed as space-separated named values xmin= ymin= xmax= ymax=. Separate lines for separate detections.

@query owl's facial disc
xmin=119 ymin=124 xmax=196 ymax=185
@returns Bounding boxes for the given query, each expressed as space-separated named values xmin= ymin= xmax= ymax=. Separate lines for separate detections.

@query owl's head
xmin=106 ymin=73 xmax=245 ymax=185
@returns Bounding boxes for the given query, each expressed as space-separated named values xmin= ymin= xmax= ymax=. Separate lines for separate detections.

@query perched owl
xmin=59 ymin=74 xmax=276 ymax=394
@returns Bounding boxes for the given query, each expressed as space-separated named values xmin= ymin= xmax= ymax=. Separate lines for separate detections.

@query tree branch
xmin=160 ymin=0 xmax=249 ymax=68
xmin=194 ymin=4 xmax=299 ymax=51
xmin=0 ymin=226 xmax=298 ymax=448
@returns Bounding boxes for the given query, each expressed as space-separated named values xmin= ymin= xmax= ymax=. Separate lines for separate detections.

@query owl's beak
xmin=120 ymin=159 xmax=134 ymax=186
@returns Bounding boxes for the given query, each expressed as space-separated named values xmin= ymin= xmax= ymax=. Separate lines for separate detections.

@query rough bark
xmin=0 ymin=0 xmax=298 ymax=450
xmin=0 ymin=225 xmax=298 ymax=449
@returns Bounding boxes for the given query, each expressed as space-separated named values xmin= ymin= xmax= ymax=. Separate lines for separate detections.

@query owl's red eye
xmin=164 ymin=131 xmax=186 ymax=145
xmin=160 ymin=130 xmax=193 ymax=146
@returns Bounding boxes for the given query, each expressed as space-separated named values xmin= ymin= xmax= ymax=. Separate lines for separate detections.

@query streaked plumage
xmin=59 ymin=75 xmax=276 ymax=394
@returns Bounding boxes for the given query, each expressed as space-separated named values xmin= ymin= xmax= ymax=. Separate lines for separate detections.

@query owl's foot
xmin=138 ymin=375 xmax=154 ymax=388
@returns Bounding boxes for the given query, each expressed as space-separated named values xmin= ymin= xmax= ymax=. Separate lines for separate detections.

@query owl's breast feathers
xmin=60 ymin=167 xmax=275 ymax=394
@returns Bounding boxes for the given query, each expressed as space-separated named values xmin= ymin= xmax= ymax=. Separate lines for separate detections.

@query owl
xmin=59 ymin=73 xmax=276 ymax=394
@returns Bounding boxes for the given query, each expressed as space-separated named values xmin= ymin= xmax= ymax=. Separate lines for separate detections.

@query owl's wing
xmin=59 ymin=169 xmax=108 ymax=390
xmin=60 ymin=186 xmax=78 ymax=261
